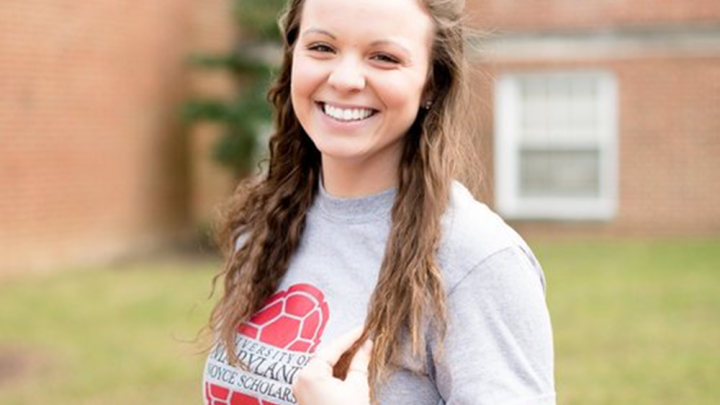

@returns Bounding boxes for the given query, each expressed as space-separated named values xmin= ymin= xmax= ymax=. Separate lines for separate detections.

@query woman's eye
xmin=308 ymin=43 xmax=334 ymax=53
xmin=371 ymin=53 xmax=400 ymax=64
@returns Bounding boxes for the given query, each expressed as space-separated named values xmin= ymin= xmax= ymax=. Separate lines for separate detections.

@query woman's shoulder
xmin=438 ymin=181 xmax=544 ymax=292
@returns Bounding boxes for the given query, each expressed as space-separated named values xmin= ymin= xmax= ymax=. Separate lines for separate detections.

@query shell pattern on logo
xmin=239 ymin=283 xmax=330 ymax=352
xmin=205 ymin=283 xmax=330 ymax=405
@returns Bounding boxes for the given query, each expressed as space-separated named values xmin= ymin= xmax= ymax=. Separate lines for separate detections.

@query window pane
xmin=570 ymin=79 xmax=598 ymax=131
xmin=545 ymin=78 xmax=572 ymax=133
xmin=519 ymin=76 xmax=601 ymax=144
xmin=520 ymin=81 xmax=547 ymax=137
xmin=519 ymin=149 xmax=601 ymax=198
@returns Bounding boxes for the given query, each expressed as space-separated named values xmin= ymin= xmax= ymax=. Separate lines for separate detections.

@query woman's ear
xmin=421 ymin=84 xmax=434 ymax=110
xmin=421 ymin=86 xmax=434 ymax=110
xmin=422 ymin=67 xmax=435 ymax=104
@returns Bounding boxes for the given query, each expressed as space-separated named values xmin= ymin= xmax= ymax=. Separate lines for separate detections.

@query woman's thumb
xmin=346 ymin=339 xmax=373 ymax=383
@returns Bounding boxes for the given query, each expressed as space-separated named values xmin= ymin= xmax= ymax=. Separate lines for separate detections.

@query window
xmin=494 ymin=71 xmax=618 ymax=220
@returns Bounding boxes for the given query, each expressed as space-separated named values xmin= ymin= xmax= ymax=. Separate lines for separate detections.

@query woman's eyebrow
xmin=301 ymin=28 xmax=336 ymax=39
xmin=370 ymin=39 xmax=411 ymax=55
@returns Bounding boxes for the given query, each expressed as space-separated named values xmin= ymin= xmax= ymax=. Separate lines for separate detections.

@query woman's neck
xmin=320 ymin=156 xmax=399 ymax=198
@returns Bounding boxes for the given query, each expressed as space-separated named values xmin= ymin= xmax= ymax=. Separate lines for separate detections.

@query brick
xmin=0 ymin=0 xmax=237 ymax=274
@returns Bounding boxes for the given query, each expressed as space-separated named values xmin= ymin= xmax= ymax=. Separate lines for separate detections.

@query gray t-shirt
xmin=203 ymin=182 xmax=556 ymax=405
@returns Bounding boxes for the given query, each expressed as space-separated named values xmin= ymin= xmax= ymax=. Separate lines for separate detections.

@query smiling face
xmin=290 ymin=0 xmax=434 ymax=190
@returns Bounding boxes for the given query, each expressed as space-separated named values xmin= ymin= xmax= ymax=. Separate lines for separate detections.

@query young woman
xmin=202 ymin=0 xmax=556 ymax=404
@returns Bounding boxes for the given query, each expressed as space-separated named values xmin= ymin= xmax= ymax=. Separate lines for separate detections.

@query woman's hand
xmin=292 ymin=327 xmax=373 ymax=405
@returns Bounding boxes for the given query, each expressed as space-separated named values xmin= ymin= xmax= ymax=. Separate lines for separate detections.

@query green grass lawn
xmin=534 ymin=238 xmax=720 ymax=405
xmin=0 ymin=256 xmax=218 ymax=405
xmin=0 ymin=238 xmax=718 ymax=405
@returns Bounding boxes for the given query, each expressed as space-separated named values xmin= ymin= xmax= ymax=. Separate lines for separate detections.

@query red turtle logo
xmin=205 ymin=284 xmax=330 ymax=405
xmin=237 ymin=283 xmax=330 ymax=353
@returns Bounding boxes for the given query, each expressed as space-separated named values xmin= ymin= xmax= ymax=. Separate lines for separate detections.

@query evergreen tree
xmin=184 ymin=0 xmax=286 ymax=176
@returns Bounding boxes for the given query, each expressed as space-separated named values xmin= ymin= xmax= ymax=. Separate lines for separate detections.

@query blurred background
xmin=1 ymin=0 xmax=718 ymax=404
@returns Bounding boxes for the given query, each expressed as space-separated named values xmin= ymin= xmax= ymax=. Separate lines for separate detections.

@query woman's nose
xmin=327 ymin=57 xmax=366 ymax=92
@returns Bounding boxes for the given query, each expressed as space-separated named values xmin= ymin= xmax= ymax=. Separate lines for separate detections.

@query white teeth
xmin=323 ymin=104 xmax=374 ymax=122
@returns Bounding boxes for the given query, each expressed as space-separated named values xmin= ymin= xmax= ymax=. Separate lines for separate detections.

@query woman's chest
xmin=203 ymin=218 xmax=443 ymax=405
xmin=203 ymin=261 xmax=440 ymax=405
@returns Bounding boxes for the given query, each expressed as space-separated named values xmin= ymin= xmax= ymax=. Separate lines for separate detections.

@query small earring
xmin=424 ymin=100 xmax=433 ymax=110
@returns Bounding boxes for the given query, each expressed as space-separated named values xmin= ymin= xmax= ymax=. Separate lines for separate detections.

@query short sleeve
xmin=430 ymin=246 xmax=556 ymax=405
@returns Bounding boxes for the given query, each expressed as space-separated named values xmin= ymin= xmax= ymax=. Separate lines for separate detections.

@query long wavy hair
xmin=207 ymin=0 xmax=471 ymax=400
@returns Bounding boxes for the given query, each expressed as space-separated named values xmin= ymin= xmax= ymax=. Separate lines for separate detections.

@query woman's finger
xmin=345 ymin=339 xmax=373 ymax=384
xmin=293 ymin=327 xmax=373 ymax=405
xmin=313 ymin=326 xmax=365 ymax=367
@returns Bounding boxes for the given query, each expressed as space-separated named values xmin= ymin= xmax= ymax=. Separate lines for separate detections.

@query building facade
xmin=468 ymin=0 xmax=720 ymax=237
xmin=0 ymin=0 xmax=236 ymax=275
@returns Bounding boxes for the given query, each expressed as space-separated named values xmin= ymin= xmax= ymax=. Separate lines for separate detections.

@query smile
xmin=321 ymin=103 xmax=377 ymax=122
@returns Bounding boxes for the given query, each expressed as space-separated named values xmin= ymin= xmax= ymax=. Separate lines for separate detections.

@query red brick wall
xmin=617 ymin=57 xmax=720 ymax=235
xmin=468 ymin=0 xmax=720 ymax=31
xmin=473 ymin=57 xmax=720 ymax=237
xmin=0 ymin=0 xmax=236 ymax=274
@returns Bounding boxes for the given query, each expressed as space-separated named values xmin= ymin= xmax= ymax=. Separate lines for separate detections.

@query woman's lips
xmin=318 ymin=102 xmax=379 ymax=122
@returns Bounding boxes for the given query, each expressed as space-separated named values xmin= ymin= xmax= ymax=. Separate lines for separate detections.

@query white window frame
xmin=494 ymin=71 xmax=619 ymax=220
